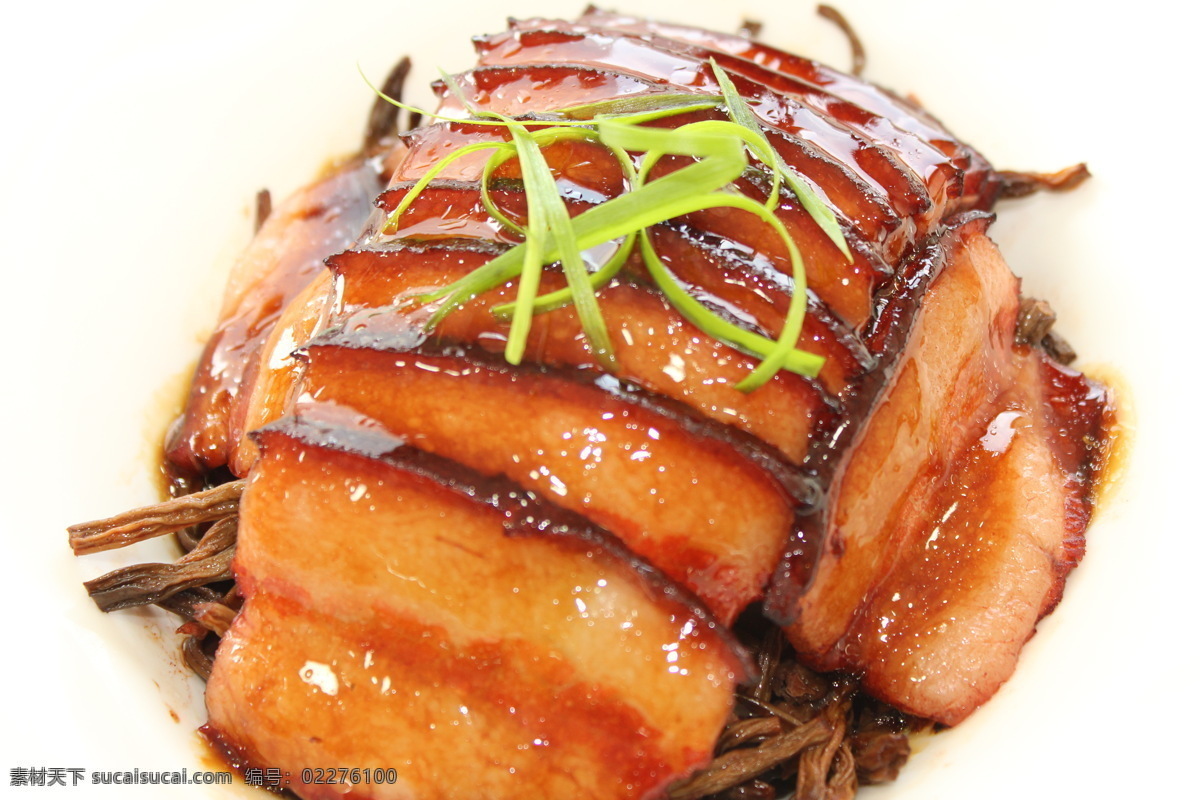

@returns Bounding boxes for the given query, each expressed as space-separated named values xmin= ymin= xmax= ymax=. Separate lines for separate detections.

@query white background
xmin=1 ymin=1 xmax=1196 ymax=797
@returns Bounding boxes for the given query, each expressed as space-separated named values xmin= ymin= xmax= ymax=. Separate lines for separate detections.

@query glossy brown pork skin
xmin=572 ymin=6 xmax=994 ymax=194
xmin=206 ymin=412 xmax=746 ymax=800
xmin=297 ymin=332 xmax=807 ymax=626
xmin=162 ymin=152 xmax=389 ymax=484
xmin=771 ymin=214 xmax=1110 ymax=724
xmin=481 ymin=19 xmax=994 ymax=234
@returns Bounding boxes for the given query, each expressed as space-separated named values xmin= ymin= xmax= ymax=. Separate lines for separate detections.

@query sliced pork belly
xmin=844 ymin=351 xmax=1095 ymax=724
xmin=295 ymin=338 xmax=804 ymax=624
xmin=771 ymin=215 xmax=1111 ymax=724
xmin=428 ymin=66 xmax=910 ymax=268
xmin=205 ymin=413 xmax=745 ymax=800
xmin=374 ymin=176 xmax=879 ymax=368
xmin=475 ymin=23 xmax=955 ymax=229
xmin=660 ymin=178 xmax=886 ymax=331
xmin=152 ymin=10 xmax=1111 ymax=759
xmin=327 ymin=241 xmax=840 ymax=463
xmin=163 ymin=156 xmax=384 ymax=481
xmin=571 ymin=7 xmax=1002 ymax=208
xmin=227 ymin=273 xmax=335 ymax=477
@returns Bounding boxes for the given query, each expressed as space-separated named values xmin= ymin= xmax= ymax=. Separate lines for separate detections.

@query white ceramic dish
xmin=3 ymin=1 xmax=1195 ymax=797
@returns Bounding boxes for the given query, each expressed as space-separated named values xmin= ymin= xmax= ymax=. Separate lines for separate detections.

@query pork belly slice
xmin=295 ymin=339 xmax=805 ymax=624
xmin=570 ymin=8 xmax=1001 ymax=209
xmin=227 ymin=273 xmax=335 ymax=477
xmin=663 ymin=176 xmax=887 ymax=331
xmin=429 ymin=65 xmax=908 ymax=255
xmin=327 ymin=243 xmax=840 ymax=463
xmin=473 ymin=23 xmax=959 ymax=228
xmin=455 ymin=61 xmax=928 ymax=228
xmin=395 ymin=98 xmax=902 ymax=259
xmin=370 ymin=176 xmax=875 ymax=379
xmin=842 ymin=352 xmax=1099 ymax=724
xmin=643 ymin=223 xmax=874 ymax=390
xmin=436 ymin=63 xmax=654 ymax=123
xmin=377 ymin=160 xmax=886 ymax=330
xmin=206 ymin=415 xmax=745 ymax=800
xmin=164 ymin=156 xmax=384 ymax=479
xmin=374 ymin=181 xmax=610 ymax=247
xmin=383 ymin=128 xmax=629 ymax=224
xmin=770 ymin=215 xmax=1111 ymax=724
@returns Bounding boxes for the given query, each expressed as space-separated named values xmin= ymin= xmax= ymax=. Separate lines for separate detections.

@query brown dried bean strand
xmin=181 ymin=515 xmax=239 ymax=561
xmin=193 ymin=602 xmax=237 ymax=637
xmin=365 ymin=56 xmax=412 ymax=146
xmin=174 ymin=526 xmax=204 ymax=554
xmin=181 ymin=636 xmax=213 ymax=682
xmin=816 ymin=5 xmax=867 ymax=76
xmin=737 ymin=19 xmax=763 ymax=39
xmin=82 ymin=516 xmax=238 ymax=612
xmin=795 ymin=701 xmax=847 ymax=800
xmin=774 ymin=660 xmax=831 ymax=705
xmin=68 ymin=479 xmax=245 ymax=555
xmin=156 ymin=587 xmax=225 ymax=621
xmin=735 ymin=694 xmax=809 ymax=728
xmin=84 ymin=548 xmax=235 ymax=612
xmin=752 ymin=626 xmax=784 ymax=703
xmin=1042 ymin=329 xmax=1078 ymax=365
xmin=253 ymin=188 xmax=272 ymax=233
xmin=1015 ymin=297 xmax=1058 ymax=346
xmin=997 ymin=164 xmax=1090 ymax=198
xmin=671 ymin=719 xmax=832 ymax=800
xmin=848 ymin=729 xmax=910 ymax=785
xmin=826 ymin=740 xmax=858 ymax=800
xmin=718 ymin=716 xmax=784 ymax=753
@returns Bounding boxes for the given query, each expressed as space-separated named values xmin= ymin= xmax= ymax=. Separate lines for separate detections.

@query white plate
xmin=3 ymin=1 xmax=1195 ymax=797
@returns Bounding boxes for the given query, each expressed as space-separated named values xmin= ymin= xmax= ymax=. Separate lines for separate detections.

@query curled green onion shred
xmin=362 ymin=60 xmax=853 ymax=391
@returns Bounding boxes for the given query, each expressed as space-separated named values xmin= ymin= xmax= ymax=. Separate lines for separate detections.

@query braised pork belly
xmin=73 ymin=11 xmax=1113 ymax=799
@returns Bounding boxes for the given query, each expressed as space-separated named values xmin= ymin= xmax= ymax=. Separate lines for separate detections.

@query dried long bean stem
xmin=825 ymin=740 xmax=858 ymax=800
xmin=364 ymin=55 xmax=412 ymax=146
xmin=751 ymin=626 xmax=784 ymax=703
xmin=816 ymin=4 xmax=867 ymax=76
xmin=82 ymin=515 xmax=238 ymax=611
xmin=795 ymin=693 xmax=850 ymax=800
xmin=182 ymin=635 xmax=214 ymax=682
xmin=253 ymin=189 xmax=272 ymax=233
xmin=670 ymin=718 xmax=833 ymax=800
xmin=68 ymin=479 xmax=244 ymax=554
xmin=1016 ymin=297 xmax=1058 ymax=345
xmin=718 ymin=717 xmax=784 ymax=752
xmin=997 ymin=163 xmax=1090 ymax=198
xmin=1014 ymin=296 xmax=1078 ymax=364
xmin=192 ymin=602 xmax=238 ymax=637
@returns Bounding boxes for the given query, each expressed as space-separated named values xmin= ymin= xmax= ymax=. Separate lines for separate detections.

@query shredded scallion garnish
xmin=708 ymin=60 xmax=852 ymax=261
xmin=362 ymin=62 xmax=855 ymax=390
